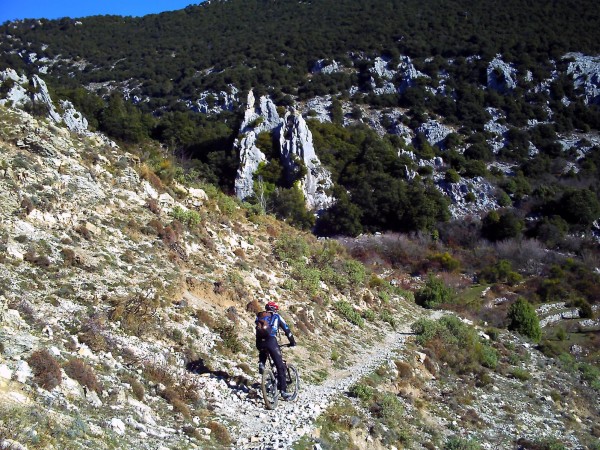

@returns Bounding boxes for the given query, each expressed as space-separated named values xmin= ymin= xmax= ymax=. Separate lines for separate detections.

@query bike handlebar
xmin=279 ymin=343 xmax=295 ymax=348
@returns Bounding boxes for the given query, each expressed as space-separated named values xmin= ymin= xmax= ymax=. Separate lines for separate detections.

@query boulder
xmin=311 ymin=59 xmax=341 ymax=74
xmin=416 ymin=120 xmax=453 ymax=147
xmin=565 ymin=53 xmax=600 ymax=104
xmin=487 ymin=55 xmax=517 ymax=92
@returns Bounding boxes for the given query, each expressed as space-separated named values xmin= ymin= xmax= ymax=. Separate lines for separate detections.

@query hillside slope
xmin=0 ymin=102 xmax=420 ymax=448
xmin=1 ymin=99 xmax=599 ymax=449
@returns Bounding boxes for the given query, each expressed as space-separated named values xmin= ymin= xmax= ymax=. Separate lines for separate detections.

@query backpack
xmin=256 ymin=311 xmax=274 ymax=338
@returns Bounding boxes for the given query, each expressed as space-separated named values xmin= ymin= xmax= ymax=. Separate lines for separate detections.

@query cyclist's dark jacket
xmin=255 ymin=311 xmax=295 ymax=392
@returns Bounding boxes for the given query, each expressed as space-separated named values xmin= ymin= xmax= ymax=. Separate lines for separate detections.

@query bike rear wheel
xmin=285 ymin=364 xmax=299 ymax=401
xmin=261 ymin=368 xmax=278 ymax=410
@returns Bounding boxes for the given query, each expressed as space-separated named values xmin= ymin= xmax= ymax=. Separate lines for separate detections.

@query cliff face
xmin=234 ymin=91 xmax=334 ymax=211
xmin=279 ymin=111 xmax=334 ymax=212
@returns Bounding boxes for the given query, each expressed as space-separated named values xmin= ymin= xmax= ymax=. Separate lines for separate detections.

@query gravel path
xmin=215 ymin=319 xmax=426 ymax=449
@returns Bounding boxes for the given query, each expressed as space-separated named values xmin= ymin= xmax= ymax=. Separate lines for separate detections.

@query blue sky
xmin=0 ymin=1 xmax=202 ymax=23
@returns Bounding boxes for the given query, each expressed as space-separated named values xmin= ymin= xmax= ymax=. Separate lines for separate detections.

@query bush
xmin=215 ymin=323 xmax=243 ymax=353
xmin=479 ymin=259 xmax=522 ymax=285
xmin=350 ymin=383 xmax=374 ymax=401
xmin=171 ymin=206 xmax=201 ymax=227
xmin=335 ymin=301 xmax=364 ymax=328
xmin=445 ymin=168 xmax=461 ymax=183
xmin=415 ymin=275 xmax=455 ymax=309
xmin=274 ymin=234 xmax=310 ymax=263
xmin=481 ymin=210 xmax=524 ymax=242
xmin=64 ymin=359 xmax=102 ymax=393
xmin=412 ymin=316 xmax=497 ymax=374
xmin=507 ymin=298 xmax=542 ymax=343
xmin=479 ymin=345 xmax=499 ymax=369
xmin=207 ymin=421 xmax=231 ymax=446
xmin=28 ymin=349 xmax=62 ymax=391
xmin=511 ymin=367 xmax=532 ymax=381
xmin=444 ymin=436 xmax=482 ymax=449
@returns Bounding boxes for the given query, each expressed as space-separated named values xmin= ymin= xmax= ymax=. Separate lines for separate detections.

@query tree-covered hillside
xmin=2 ymin=0 xmax=600 ymax=102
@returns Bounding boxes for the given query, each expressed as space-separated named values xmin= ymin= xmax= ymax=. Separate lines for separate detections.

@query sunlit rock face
xmin=279 ymin=111 xmax=334 ymax=212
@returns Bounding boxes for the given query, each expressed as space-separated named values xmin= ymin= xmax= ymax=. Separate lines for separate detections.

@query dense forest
xmin=2 ymin=0 xmax=600 ymax=101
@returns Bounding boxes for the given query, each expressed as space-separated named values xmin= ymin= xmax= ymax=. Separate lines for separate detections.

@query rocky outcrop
xmin=371 ymin=57 xmax=396 ymax=80
xmin=416 ymin=119 xmax=453 ymax=147
xmin=195 ymin=86 xmax=238 ymax=114
xmin=565 ymin=53 xmax=600 ymax=104
xmin=235 ymin=91 xmax=334 ymax=211
xmin=234 ymin=91 xmax=281 ymax=201
xmin=302 ymin=96 xmax=332 ymax=123
xmin=311 ymin=59 xmax=341 ymax=74
xmin=60 ymin=100 xmax=89 ymax=134
xmin=279 ymin=111 xmax=334 ymax=211
xmin=367 ymin=55 xmax=428 ymax=95
xmin=0 ymin=69 xmax=89 ymax=134
xmin=396 ymin=56 xmax=428 ymax=93
xmin=487 ymin=55 xmax=518 ymax=92
xmin=437 ymin=176 xmax=501 ymax=218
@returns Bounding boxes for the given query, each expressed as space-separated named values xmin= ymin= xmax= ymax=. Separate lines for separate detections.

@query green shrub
xmin=335 ymin=301 xmax=364 ymax=328
xmin=274 ymin=234 xmax=310 ymax=263
xmin=362 ymin=309 xmax=376 ymax=321
xmin=479 ymin=259 xmax=522 ymax=285
xmin=380 ymin=310 xmax=396 ymax=328
xmin=412 ymin=316 xmax=496 ymax=374
xmin=171 ymin=206 xmax=201 ymax=227
xmin=343 ymin=259 xmax=366 ymax=285
xmin=428 ymin=252 xmax=461 ymax=271
xmin=510 ymin=367 xmax=532 ymax=381
xmin=444 ymin=436 xmax=482 ymax=449
xmin=479 ymin=345 xmax=499 ymax=369
xmin=350 ymin=383 xmax=374 ymax=401
xmin=445 ymin=168 xmax=461 ymax=183
xmin=507 ymin=298 xmax=542 ymax=342
xmin=415 ymin=275 xmax=455 ymax=309
xmin=292 ymin=264 xmax=321 ymax=296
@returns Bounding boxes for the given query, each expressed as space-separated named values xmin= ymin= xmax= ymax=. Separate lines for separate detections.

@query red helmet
xmin=265 ymin=301 xmax=279 ymax=312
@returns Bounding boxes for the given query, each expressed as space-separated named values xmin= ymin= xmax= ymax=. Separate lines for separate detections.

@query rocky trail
xmin=208 ymin=312 xmax=443 ymax=449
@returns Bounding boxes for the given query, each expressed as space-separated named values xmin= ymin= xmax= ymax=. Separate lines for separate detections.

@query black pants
xmin=257 ymin=337 xmax=287 ymax=392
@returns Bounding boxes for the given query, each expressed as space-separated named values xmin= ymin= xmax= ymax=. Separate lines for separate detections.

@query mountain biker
xmin=255 ymin=301 xmax=296 ymax=399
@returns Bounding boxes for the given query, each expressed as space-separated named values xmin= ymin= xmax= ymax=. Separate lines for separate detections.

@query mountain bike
xmin=261 ymin=344 xmax=299 ymax=410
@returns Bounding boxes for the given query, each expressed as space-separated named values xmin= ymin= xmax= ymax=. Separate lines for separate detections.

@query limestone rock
xmin=60 ymin=100 xmax=88 ymax=133
xmin=396 ymin=56 xmax=428 ymax=93
xmin=565 ymin=53 xmax=600 ymax=104
xmin=234 ymin=90 xmax=281 ymax=200
xmin=416 ymin=120 xmax=453 ymax=147
xmin=195 ymin=86 xmax=238 ymax=114
xmin=311 ymin=59 xmax=341 ymax=74
xmin=108 ymin=418 xmax=126 ymax=435
xmin=487 ymin=55 xmax=518 ymax=92
xmin=279 ymin=111 xmax=334 ymax=211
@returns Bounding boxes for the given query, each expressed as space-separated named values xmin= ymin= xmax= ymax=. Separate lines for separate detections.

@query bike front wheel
xmin=261 ymin=368 xmax=278 ymax=410
xmin=285 ymin=364 xmax=299 ymax=401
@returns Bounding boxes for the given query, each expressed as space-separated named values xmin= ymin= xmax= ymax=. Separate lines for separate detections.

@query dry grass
xmin=207 ymin=421 xmax=231 ymax=445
